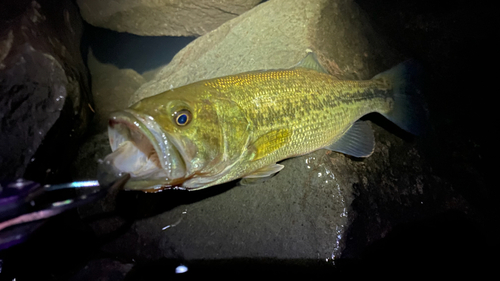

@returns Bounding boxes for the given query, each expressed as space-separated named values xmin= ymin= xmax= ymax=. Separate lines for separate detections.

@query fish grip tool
xmin=0 ymin=174 xmax=130 ymax=250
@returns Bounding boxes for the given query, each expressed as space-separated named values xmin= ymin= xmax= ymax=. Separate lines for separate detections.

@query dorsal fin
xmin=293 ymin=52 xmax=328 ymax=74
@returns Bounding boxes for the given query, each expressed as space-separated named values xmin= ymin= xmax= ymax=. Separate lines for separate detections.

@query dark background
xmin=82 ymin=24 xmax=195 ymax=74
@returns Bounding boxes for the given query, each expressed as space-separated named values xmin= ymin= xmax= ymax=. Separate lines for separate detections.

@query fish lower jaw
xmin=100 ymin=140 xmax=189 ymax=191
xmin=98 ymin=156 xmax=185 ymax=192
xmin=104 ymin=140 xmax=158 ymax=175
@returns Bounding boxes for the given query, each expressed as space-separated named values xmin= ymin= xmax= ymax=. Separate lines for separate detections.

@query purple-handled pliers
xmin=0 ymin=174 xmax=130 ymax=250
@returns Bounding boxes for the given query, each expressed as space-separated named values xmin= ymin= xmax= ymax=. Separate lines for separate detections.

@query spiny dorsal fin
xmin=249 ymin=129 xmax=291 ymax=161
xmin=293 ymin=52 xmax=328 ymax=74
xmin=325 ymin=120 xmax=375 ymax=157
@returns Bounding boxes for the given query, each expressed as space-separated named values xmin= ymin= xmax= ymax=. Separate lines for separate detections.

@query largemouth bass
xmin=99 ymin=53 xmax=425 ymax=192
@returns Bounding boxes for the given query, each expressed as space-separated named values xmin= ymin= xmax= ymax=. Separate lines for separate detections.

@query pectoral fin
xmin=249 ymin=129 xmax=291 ymax=161
xmin=243 ymin=163 xmax=284 ymax=179
xmin=326 ymin=120 xmax=375 ymax=157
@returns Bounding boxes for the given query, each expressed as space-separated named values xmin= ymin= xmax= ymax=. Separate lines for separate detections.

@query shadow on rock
xmin=114 ymin=180 xmax=239 ymax=220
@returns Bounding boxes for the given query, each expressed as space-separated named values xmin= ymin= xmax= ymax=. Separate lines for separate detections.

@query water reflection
xmin=301 ymin=153 xmax=351 ymax=262
xmin=162 ymin=209 xmax=187 ymax=230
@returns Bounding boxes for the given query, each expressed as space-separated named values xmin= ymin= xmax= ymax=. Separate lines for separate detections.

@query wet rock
xmin=72 ymin=132 xmax=110 ymax=179
xmin=93 ymin=149 xmax=353 ymax=261
xmin=77 ymin=0 xmax=262 ymax=37
xmin=0 ymin=0 xmax=92 ymax=183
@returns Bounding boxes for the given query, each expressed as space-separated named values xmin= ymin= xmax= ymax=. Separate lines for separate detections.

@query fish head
xmin=99 ymin=85 xmax=243 ymax=192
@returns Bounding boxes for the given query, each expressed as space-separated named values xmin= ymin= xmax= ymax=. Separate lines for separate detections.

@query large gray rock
xmin=0 ymin=0 xmax=92 ymax=183
xmin=130 ymin=0 xmax=397 ymax=104
xmin=77 ymin=0 xmax=262 ymax=36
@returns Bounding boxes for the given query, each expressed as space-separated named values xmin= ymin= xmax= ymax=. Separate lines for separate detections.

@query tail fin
xmin=373 ymin=60 xmax=428 ymax=135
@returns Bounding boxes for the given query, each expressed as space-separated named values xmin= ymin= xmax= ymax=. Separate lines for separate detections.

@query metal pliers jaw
xmin=0 ymin=174 xmax=130 ymax=250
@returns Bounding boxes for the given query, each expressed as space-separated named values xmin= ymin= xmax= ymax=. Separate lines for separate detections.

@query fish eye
xmin=174 ymin=110 xmax=192 ymax=126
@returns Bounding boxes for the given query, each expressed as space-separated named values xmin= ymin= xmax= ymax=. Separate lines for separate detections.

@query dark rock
xmin=0 ymin=0 xmax=92 ymax=183
xmin=69 ymin=258 xmax=133 ymax=281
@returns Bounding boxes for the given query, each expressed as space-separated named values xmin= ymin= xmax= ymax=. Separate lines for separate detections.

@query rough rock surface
xmin=84 ymin=149 xmax=354 ymax=260
xmin=77 ymin=0 xmax=262 ymax=37
xmin=86 ymin=50 xmax=146 ymax=131
xmin=0 ymin=0 xmax=92 ymax=183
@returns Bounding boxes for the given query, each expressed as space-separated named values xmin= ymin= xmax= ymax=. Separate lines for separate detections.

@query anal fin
xmin=243 ymin=163 xmax=284 ymax=179
xmin=326 ymin=120 xmax=375 ymax=157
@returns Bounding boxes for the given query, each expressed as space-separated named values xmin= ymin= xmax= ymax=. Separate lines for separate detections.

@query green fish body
xmin=100 ymin=53 xmax=424 ymax=192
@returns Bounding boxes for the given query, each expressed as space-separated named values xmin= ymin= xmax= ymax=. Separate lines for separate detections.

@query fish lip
xmin=106 ymin=110 xmax=187 ymax=183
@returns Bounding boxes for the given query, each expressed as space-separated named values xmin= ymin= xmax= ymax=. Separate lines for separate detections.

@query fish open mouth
xmin=99 ymin=110 xmax=187 ymax=191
